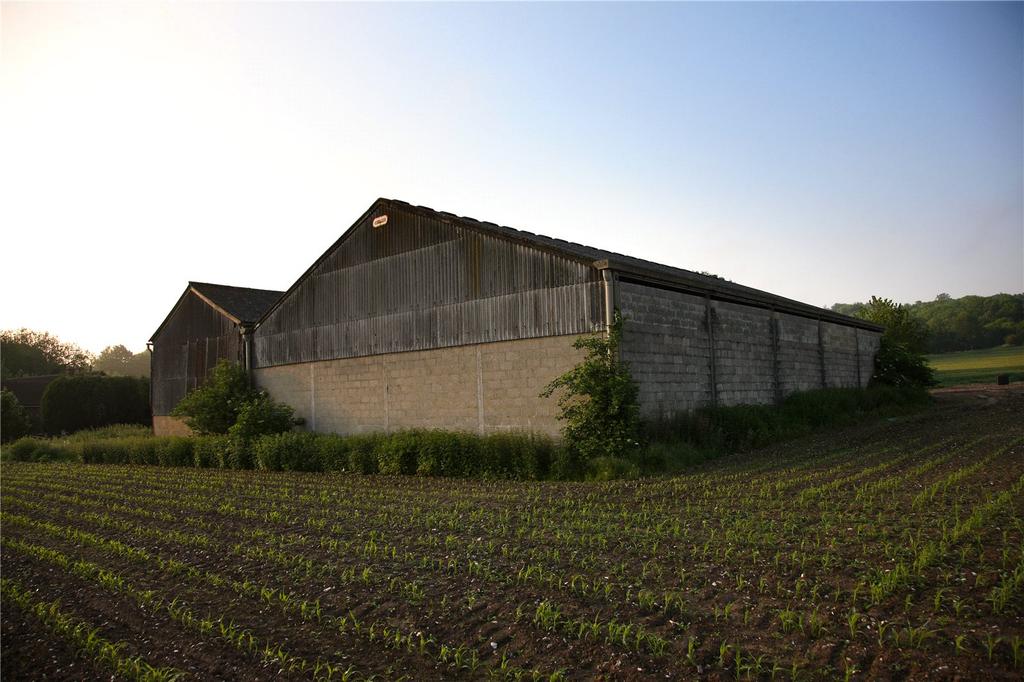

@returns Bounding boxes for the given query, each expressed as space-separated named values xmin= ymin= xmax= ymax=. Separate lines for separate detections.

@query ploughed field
xmin=2 ymin=391 xmax=1022 ymax=681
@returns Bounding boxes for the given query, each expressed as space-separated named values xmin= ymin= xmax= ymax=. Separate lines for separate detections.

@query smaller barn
xmin=149 ymin=282 xmax=282 ymax=435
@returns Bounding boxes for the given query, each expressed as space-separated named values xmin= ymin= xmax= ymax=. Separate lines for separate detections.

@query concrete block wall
xmin=152 ymin=416 xmax=193 ymax=437
xmin=619 ymin=281 xmax=880 ymax=419
xmin=713 ymin=301 xmax=775 ymax=406
xmin=823 ymin=322 xmax=860 ymax=388
xmin=777 ymin=313 xmax=824 ymax=395
xmin=619 ymin=283 xmax=712 ymax=419
xmin=857 ymin=331 xmax=880 ymax=386
xmin=253 ymin=334 xmax=586 ymax=438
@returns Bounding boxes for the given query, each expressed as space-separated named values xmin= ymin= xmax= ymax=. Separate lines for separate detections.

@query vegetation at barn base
xmin=540 ymin=310 xmax=643 ymax=473
xmin=3 ymin=383 xmax=927 ymax=480
xmin=41 ymin=374 xmax=150 ymax=435
xmin=645 ymin=384 xmax=929 ymax=472
xmin=927 ymin=345 xmax=1024 ymax=387
xmin=1 ymin=388 xmax=32 ymax=443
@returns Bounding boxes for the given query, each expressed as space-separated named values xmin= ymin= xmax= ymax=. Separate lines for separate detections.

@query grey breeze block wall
xmin=253 ymin=334 xmax=586 ymax=438
xmin=619 ymin=281 xmax=881 ymax=419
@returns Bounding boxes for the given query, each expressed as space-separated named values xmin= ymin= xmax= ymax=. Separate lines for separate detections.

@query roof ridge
xmin=189 ymin=280 xmax=284 ymax=294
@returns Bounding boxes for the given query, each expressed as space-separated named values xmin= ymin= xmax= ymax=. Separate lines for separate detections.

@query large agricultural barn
xmin=151 ymin=199 xmax=882 ymax=437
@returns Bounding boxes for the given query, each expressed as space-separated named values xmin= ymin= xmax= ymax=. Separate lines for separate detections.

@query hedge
xmin=3 ymin=386 xmax=929 ymax=479
xmin=41 ymin=375 xmax=149 ymax=435
xmin=1 ymin=429 xmax=561 ymax=479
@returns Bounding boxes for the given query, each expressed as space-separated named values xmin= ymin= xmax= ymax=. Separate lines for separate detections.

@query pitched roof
xmin=256 ymin=197 xmax=881 ymax=332
xmin=150 ymin=282 xmax=283 ymax=342
xmin=382 ymin=199 xmax=883 ymax=331
xmin=188 ymin=282 xmax=284 ymax=324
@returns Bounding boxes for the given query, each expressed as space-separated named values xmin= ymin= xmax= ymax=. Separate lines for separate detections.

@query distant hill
xmin=831 ymin=293 xmax=1024 ymax=353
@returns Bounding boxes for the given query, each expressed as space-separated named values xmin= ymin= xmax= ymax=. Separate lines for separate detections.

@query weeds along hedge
xmin=2 ymin=429 xmax=561 ymax=480
xmin=253 ymin=430 xmax=558 ymax=479
xmin=642 ymin=385 xmax=930 ymax=469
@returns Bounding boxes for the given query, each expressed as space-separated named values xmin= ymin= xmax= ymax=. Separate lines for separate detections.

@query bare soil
xmin=2 ymin=388 xmax=1022 ymax=680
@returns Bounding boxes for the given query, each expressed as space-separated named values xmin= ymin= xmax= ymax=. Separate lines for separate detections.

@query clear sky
xmin=2 ymin=2 xmax=1021 ymax=354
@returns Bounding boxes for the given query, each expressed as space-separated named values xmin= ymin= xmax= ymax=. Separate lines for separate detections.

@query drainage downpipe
xmin=241 ymin=325 xmax=254 ymax=388
xmin=601 ymin=268 xmax=616 ymax=335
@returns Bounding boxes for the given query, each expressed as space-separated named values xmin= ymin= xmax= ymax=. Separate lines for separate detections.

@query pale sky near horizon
xmin=2 ymin=1 xmax=1022 ymax=354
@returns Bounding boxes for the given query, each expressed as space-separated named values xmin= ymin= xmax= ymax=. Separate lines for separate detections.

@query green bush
xmin=41 ymin=375 xmax=149 ymax=435
xmin=550 ymin=445 xmax=585 ymax=481
xmin=586 ymin=456 xmax=639 ymax=481
xmin=171 ymin=360 xmax=255 ymax=435
xmin=78 ymin=439 xmax=111 ymax=463
xmin=2 ymin=436 xmax=72 ymax=463
xmin=228 ymin=393 xmax=295 ymax=443
xmin=4 ymin=437 xmax=44 ymax=461
xmin=155 ymin=437 xmax=193 ymax=467
xmin=347 ymin=434 xmax=381 ymax=474
xmin=477 ymin=432 xmax=553 ymax=480
xmin=541 ymin=311 xmax=642 ymax=464
xmin=414 ymin=431 xmax=472 ymax=477
xmin=193 ymin=435 xmax=233 ymax=468
xmin=28 ymin=441 xmax=73 ymax=462
xmin=316 ymin=434 xmax=350 ymax=471
xmin=253 ymin=432 xmax=320 ymax=471
xmin=376 ymin=431 xmax=420 ymax=475
xmin=124 ymin=437 xmax=158 ymax=465
xmin=1 ymin=389 xmax=33 ymax=442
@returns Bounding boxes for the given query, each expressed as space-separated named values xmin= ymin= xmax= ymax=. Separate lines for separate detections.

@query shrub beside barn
xmin=151 ymin=199 xmax=881 ymax=437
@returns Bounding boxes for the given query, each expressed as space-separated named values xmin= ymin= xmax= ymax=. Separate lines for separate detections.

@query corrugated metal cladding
xmin=254 ymin=207 xmax=605 ymax=368
xmin=151 ymin=292 xmax=241 ymax=415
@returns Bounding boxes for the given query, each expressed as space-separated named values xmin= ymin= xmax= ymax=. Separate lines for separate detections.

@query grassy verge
xmin=926 ymin=346 xmax=1024 ymax=387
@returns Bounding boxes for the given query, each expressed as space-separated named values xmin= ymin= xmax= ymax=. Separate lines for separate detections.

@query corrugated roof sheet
xmin=381 ymin=199 xmax=883 ymax=331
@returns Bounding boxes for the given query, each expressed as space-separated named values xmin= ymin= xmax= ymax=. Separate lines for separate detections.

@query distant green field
xmin=926 ymin=345 xmax=1024 ymax=387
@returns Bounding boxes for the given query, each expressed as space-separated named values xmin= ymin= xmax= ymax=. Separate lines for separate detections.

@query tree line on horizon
xmin=832 ymin=292 xmax=1024 ymax=354
xmin=1 ymin=329 xmax=149 ymax=380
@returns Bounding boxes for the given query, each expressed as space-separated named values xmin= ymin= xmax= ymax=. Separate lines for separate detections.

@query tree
xmin=833 ymin=292 xmax=1024 ymax=353
xmin=541 ymin=311 xmax=642 ymax=462
xmin=857 ymin=296 xmax=929 ymax=355
xmin=93 ymin=345 xmax=134 ymax=374
xmin=93 ymin=345 xmax=151 ymax=377
xmin=857 ymin=297 xmax=935 ymax=388
xmin=1 ymin=389 xmax=32 ymax=442
xmin=0 ymin=329 xmax=93 ymax=379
